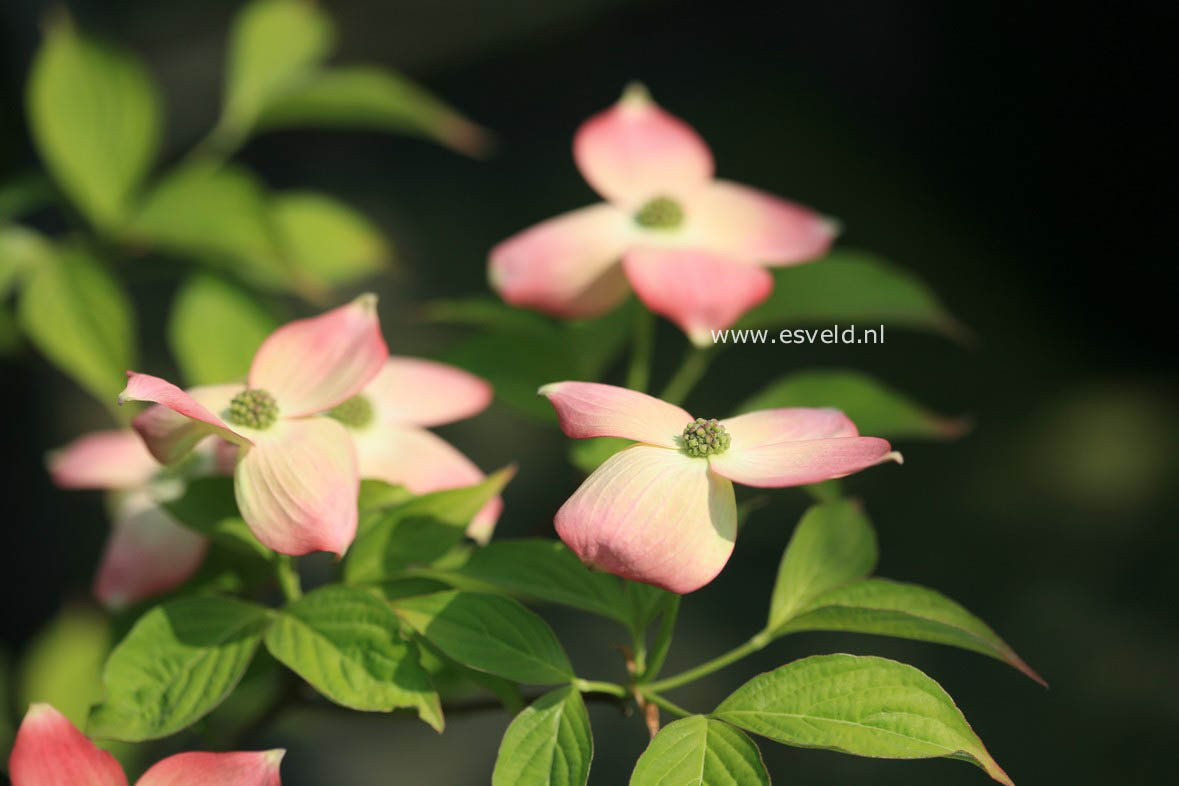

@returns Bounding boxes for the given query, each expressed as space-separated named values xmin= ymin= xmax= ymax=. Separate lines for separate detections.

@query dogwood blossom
xmin=491 ymin=84 xmax=835 ymax=344
xmin=8 ymin=704 xmax=283 ymax=786
xmin=120 ymin=295 xmax=387 ymax=556
xmin=542 ymin=382 xmax=900 ymax=593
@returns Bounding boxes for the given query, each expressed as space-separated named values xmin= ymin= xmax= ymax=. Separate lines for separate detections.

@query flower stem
xmin=644 ymin=630 xmax=771 ymax=693
xmin=639 ymin=594 xmax=680 ymax=682
xmin=626 ymin=308 xmax=656 ymax=392
xmin=659 ymin=346 xmax=713 ymax=405
xmin=276 ymin=555 xmax=302 ymax=603
xmin=574 ymin=679 xmax=629 ymax=698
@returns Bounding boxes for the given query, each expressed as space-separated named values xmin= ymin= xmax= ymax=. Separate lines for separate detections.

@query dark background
xmin=2 ymin=1 xmax=1175 ymax=784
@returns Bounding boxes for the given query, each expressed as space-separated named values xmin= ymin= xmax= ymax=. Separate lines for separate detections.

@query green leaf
xmin=18 ymin=245 xmax=135 ymax=408
xmin=0 ymin=224 xmax=54 ymax=298
xmin=740 ymin=369 xmax=967 ymax=441
xmin=257 ymin=65 xmax=490 ymax=156
xmin=27 ymin=18 xmax=160 ymax=229
xmin=168 ymin=273 xmax=279 ymax=385
xmin=767 ymin=501 xmax=876 ymax=630
xmin=357 ymin=479 xmax=414 ymax=512
xmin=162 ymin=477 xmax=272 ymax=560
xmin=630 ymin=715 xmax=769 ymax=786
xmin=713 ymin=654 xmax=1012 ymax=785
xmin=344 ymin=467 xmax=514 ymax=584
xmin=778 ymin=578 xmax=1044 ymax=684
xmin=0 ymin=173 xmax=54 ymax=222
xmin=222 ymin=0 xmax=334 ymax=135
xmin=129 ymin=161 xmax=294 ymax=290
xmin=392 ymin=591 xmax=574 ymax=685
xmin=436 ymin=538 xmax=631 ymax=628
xmin=492 ymin=685 xmax=592 ymax=786
xmin=264 ymin=585 xmax=442 ymax=729
xmin=88 ymin=596 xmax=271 ymax=741
xmin=737 ymin=250 xmax=966 ymax=341
xmin=272 ymin=191 xmax=390 ymax=287
xmin=17 ymin=605 xmax=111 ymax=728
xmin=568 ymin=437 xmax=632 ymax=474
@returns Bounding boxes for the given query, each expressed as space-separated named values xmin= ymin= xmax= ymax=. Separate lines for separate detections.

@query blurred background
xmin=1 ymin=1 xmax=1175 ymax=784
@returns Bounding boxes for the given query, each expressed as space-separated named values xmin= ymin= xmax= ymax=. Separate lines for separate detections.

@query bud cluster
xmin=682 ymin=417 xmax=731 ymax=457
xmin=328 ymin=395 xmax=375 ymax=429
xmin=634 ymin=195 xmax=685 ymax=229
xmin=227 ymin=389 xmax=279 ymax=430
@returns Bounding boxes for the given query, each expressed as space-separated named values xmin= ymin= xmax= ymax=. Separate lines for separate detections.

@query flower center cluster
xmin=328 ymin=395 xmax=375 ymax=429
xmin=682 ymin=417 xmax=731 ymax=457
xmin=227 ymin=389 xmax=279 ymax=430
xmin=634 ymin=196 xmax=684 ymax=229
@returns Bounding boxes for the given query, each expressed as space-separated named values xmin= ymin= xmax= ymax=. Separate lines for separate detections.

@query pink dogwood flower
xmin=326 ymin=357 xmax=502 ymax=542
xmin=48 ymin=430 xmax=225 ymax=609
xmin=541 ymin=382 xmax=900 ymax=593
xmin=120 ymin=294 xmax=388 ymax=556
xmin=490 ymin=84 xmax=836 ymax=344
xmin=8 ymin=703 xmax=283 ymax=786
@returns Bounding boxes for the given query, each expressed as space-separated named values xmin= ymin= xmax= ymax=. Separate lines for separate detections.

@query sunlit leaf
xmin=492 ymin=685 xmax=591 ymax=786
xmin=714 ymin=654 xmax=1012 ymax=785
xmin=630 ymin=715 xmax=769 ymax=786
xmin=221 ymin=0 xmax=334 ymax=136
xmin=767 ymin=501 xmax=876 ymax=630
xmin=344 ymin=467 xmax=514 ymax=584
xmin=740 ymin=369 xmax=968 ymax=440
xmin=272 ymin=191 xmax=390 ymax=287
xmin=737 ymin=250 xmax=966 ymax=341
xmin=264 ymin=584 xmax=443 ymax=729
xmin=18 ymin=245 xmax=135 ymax=409
xmin=778 ymin=578 xmax=1044 ymax=684
xmin=258 ymin=66 xmax=490 ymax=156
xmin=168 ymin=273 xmax=279 ymax=385
xmin=88 ymin=596 xmax=271 ymax=741
xmin=27 ymin=18 xmax=160 ymax=229
xmin=392 ymin=591 xmax=574 ymax=685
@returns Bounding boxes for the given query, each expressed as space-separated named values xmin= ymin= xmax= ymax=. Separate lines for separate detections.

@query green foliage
xmin=163 ymin=476 xmax=273 ymax=561
xmin=567 ymin=436 xmax=633 ymax=474
xmin=264 ymin=585 xmax=443 ymax=729
xmin=17 ymin=245 xmax=135 ymax=409
xmin=767 ymin=501 xmax=877 ymax=629
xmin=88 ymin=596 xmax=271 ymax=741
xmin=168 ymin=273 xmax=279 ymax=385
xmin=713 ymin=654 xmax=1012 ymax=785
xmin=392 ymin=591 xmax=574 ymax=685
xmin=630 ymin=716 xmax=769 ymax=786
xmin=0 ymin=224 xmax=52 ymax=295
xmin=740 ymin=369 xmax=968 ymax=440
xmin=271 ymin=192 xmax=390 ymax=287
xmin=344 ymin=467 xmax=514 ymax=584
xmin=357 ymin=479 xmax=415 ymax=512
xmin=738 ymin=250 xmax=966 ymax=340
xmin=492 ymin=685 xmax=592 ymax=786
xmin=429 ymin=298 xmax=636 ymax=419
xmin=257 ymin=66 xmax=491 ymax=156
xmin=27 ymin=18 xmax=160 ymax=229
xmin=17 ymin=605 xmax=110 ymax=728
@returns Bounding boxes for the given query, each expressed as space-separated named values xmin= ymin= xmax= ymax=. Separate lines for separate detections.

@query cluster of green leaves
xmin=0 ymin=0 xmax=486 ymax=411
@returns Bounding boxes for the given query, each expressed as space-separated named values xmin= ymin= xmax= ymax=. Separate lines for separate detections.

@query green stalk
xmin=644 ymin=630 xmax=771 ymax=693
xmin=639 ymin=594 xmax=681 ymax=682
xmin=275 ymin=555 xmax=303 ymax=603
xmin=639 ymin=689 xmax=692 ymax=719
xmin=659 ymin=346 xmax=713 ymax=405
xmin=626 ymin=308 xmax=656 ymax=392
xmin=574 ymin=679 xmax=629 ymax=698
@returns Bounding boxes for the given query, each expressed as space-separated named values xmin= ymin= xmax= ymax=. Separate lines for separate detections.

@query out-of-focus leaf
xmin=777 ymin=578 xmax=1045 ymax=684
xmin=17 ymin=605 xmax=110 ymax=727
xmin=18 ymin=245 xmax=135 ymax=408
xmin=0 ymin=649 xmax=12 ymax=763
xmin=630 ymin=715 xmax=769 ymax=786
xmin=203 ymin=650 xmax=285 ymax=747
xmin=168 ymin=273 xmax=279 ymax=385
xmin=88 ymin=596 xmax=271 ymax=741
xmin=740 ymin=369 xmax=968 ymax=440
xmin=163 ymin=477 xmax=272 ymax=561
xmin=344 ymin=467 xmax=515 ymax=584
xmin=767 ymin=501 xmax=876 ymax=630
xmin=0 ymin=225 xmax=54 ymax=297
xmin=567 ymin=437 xmax=632 ymax=474
xmin=27 ymin=18 xmax=160 ymax=229
xmin=0 ymin=308 xmax=19 ymax=355
xmin=258 ymin=66 xmax=491 ymax=156
xmin=492 ymin=685 xmax=592 ymax=786
xmin=264 ymin=585 xmax=443 ymax=729
xmin=392 ymin=591 xmax=574 ymax=685
xmin=737 ymin=250 xmax=967 ymax=341
xmin=272 ymin=192 xmax=390 ymax=287
xmin=714 ymin=654 xmax=1012 ymax=785
xmin=0 ymin=174 xmax=54 ymax=222
xmin=357 ymin=479 xmax=414 ymax=513
xmin=221 ymin=0 xmax=334 ymax=136
xmin=128 ymin=161 xmax=295 ymax=290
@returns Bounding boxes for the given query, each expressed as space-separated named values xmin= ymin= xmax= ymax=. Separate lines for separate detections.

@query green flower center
xmin=328 ymin=395 xmax=375 ymax=429
xmin=682 ymin=417 xmax=731 ymax=457
xmin=634 ymin=196 xmax=684 ymax=229
xmin=227 ymin=389 xmax=279 ymax=430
